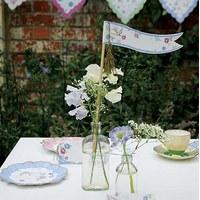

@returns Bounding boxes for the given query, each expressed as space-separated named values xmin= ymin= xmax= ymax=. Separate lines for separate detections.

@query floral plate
xmin=153 ymin=145 xmax=199 ymax=160
xmin=42 ymin=137 xmax=82 ymax=152
xmin=0 ymin=161 xmax=67 ymax=186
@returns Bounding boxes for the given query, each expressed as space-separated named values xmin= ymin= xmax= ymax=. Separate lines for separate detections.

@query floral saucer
xmin=153 ymin=145 xmax=199 ymax=160
xmin=0 ymin=161 xmax=67 ymax=186
xmin=42 ymin=137 xmax=82 ymax=152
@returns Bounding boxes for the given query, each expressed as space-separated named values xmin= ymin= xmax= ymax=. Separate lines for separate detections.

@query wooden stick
xmin=94 ymin=43 xmax=106 ymax=124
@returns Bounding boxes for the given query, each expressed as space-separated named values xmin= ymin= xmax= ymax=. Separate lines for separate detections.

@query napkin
xmin=57 ymin=141 xmax=82 ymax=164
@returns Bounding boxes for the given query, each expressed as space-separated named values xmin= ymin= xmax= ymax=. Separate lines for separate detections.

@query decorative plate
xmin=0 ymin=161 xmax=67 ymax=186
xmin=153 ymin=145 xmax=199 ymax=160
xmin=42 ymin=137 xmax=82 ymax=152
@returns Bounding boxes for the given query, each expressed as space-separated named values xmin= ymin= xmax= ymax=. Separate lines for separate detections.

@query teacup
xmin=164 ymin=129 xmax=191 ymax=155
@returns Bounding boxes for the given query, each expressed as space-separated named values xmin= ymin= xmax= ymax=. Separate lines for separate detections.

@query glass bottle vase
xmin=115 ymin=154 xmax=138 ymax=195
xmin=81 ymin=122 xmax=110 ymax=191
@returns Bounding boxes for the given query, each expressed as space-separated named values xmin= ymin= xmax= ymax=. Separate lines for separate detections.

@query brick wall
xmin=7 ymin=0 xmax=111 ymax=64
xmin=5 ymin=0 xmax=199 ymax=64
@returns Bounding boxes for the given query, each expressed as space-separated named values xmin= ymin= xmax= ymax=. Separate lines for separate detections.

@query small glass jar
xmin=81 ymin=122 xmax=110 ymax=191
xmin=115 ymin=154 xmax=138 ymax=195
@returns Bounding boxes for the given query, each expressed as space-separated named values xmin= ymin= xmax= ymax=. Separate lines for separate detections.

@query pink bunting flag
xmin=52 ymin=0 xmax=86 ymax=19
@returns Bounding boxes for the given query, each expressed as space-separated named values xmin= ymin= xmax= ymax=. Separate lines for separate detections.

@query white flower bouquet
xmin=65 ymin=64 xmax=123 ymax=121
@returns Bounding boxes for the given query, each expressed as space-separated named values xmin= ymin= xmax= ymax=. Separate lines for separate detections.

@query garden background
xmin=0 ymin=0 xmax=199 ymax=164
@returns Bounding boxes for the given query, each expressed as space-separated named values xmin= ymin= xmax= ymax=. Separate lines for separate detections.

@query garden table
xmin=0 ymin=138 xmax=198 ymax=200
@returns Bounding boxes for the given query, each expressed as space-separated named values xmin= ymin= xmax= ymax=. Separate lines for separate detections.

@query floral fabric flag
xmin=106 ymin=0 xmax=147 ymax=24
xmin=159 ymin=0 xmax=198 ymax=23
xmin=52 ymin=0 xmax=86 ymax=18
xmin=103 ymin=21 xmax=183 ymax=54
xmin=4 ymin=0 xmax=26 ymax=10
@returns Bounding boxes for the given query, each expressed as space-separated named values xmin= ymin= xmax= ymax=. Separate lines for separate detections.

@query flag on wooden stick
xmin=102 ymin=21 xmax=183 ymax=54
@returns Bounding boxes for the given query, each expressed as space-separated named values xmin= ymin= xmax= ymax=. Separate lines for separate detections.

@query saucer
xmin=153 ymin=145 xmax=199 ymax=160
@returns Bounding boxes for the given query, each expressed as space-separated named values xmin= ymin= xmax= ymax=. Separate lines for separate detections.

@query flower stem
xmin=123 ymin=144 xmax=134 ymax=193
xmin=89 ymin=140 xmax=97 ymax=184
xmin=98 ymin=140 xmax=109 ymax=187
xmin=89 ymin=44 xmax=108 ymax=188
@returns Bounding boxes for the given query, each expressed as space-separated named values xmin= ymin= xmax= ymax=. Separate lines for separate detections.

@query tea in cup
xmin=164 ymin=129 xmax=191 ymax=155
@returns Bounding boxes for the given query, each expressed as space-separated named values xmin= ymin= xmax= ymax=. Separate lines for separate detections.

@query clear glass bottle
xmin=115 ymin=154 xmax=138 ymax=195
xmin=82 ymin=122 xmax=110 ymax=191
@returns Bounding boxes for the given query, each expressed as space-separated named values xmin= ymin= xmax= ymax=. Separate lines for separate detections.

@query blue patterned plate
xmin=0 ymin=161 xmax=67 ymax=186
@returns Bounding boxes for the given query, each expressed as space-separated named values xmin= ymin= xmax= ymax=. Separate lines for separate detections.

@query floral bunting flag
xmin=106 ymin=0 xmax=147 ymax=24
xmin=159 ymin=0 xmax=198 ymax=23
xmin=103 ymin=21 xmax=183 ymax=54
xmin=52 ymin=0 xmax=86 ymax=18
xmin=4 ymin=0 xmax=26 ymax=10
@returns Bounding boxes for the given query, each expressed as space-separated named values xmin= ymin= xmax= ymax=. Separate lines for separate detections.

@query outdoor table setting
xmin=0 ymin=136 xmax=198 ymax=200
xmin=0 ymin=1 xmax=199 ymax=199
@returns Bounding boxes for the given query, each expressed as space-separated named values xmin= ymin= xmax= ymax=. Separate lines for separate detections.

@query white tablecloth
xmin=0 ymin=138 xmax=199 ymax=200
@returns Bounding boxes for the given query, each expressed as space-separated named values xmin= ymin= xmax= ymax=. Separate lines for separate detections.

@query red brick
xmin=43 ymin=41 xmax=61 ymax=52
xmin=68 ymin=41 xmax=96 ymax=52
xmin=15 ymin=2 xmax=32 ymax=13
xmin=63 ymin=28 xmax=96 ymax=40
xmin=10 ymin=40 xmax=36 ymax=53
xmin=50 ymin=28 xmax=63 ymax=40
xmin=22 ymin=28 xmax=33 ymax=40
xmin=12 ymin=54 xmax=24 ymax=64
xmin=51 ymin=3 xmax=58 ymax=12
xmin=33 ymin=28 xmax=49 ymax=39
xmin=33 ymin=1 xmax=50 ymax=12
xmin=14 ymin=14 xmax=57 ymax=26
xmin=69 ymin=14 xmax=97 ymax=27
xmin=10 ymin=40 xmax=61 ymax=53
xmin=15 ymin=67 xmax=25 ymax=78
xmin=64 ymin=28 xmax=76 ymax=40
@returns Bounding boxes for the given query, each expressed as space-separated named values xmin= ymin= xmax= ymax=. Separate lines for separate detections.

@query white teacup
xmin=164 ymin=129 xmax=191 ymax=154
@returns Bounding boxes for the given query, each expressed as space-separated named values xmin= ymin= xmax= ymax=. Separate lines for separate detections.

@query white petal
xmin=75 ymin=106 xmax=89 ymax=120
xmin=79 ymin=81 xmax=86 ymax=90
xmin=84 ymin=64 xmax=101 ymax=83
xmin=105 ymin=74 xmax=118 ymax=85
xmin=66 ymin=85 xmax=78 ymax=92
xmin=85 ymin=64 xmax=100 ymax=73
xmin=81 ymin=92 xmax=90 ymax=101
xmin=68 ymin=108 xmax=77 ymax=116
xmin=115 ymin=68 xmax=124 ymax=76
xmin=105 ymin=87 xmax=122 ymax=104
xmin=65 ymin=91 xmax=82 ymax=107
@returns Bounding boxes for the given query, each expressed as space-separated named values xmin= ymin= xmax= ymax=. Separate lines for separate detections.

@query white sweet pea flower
xmin=104 ymin=68 xmax=124 ymax=85
xmin=65 ymin=84 xmax=89 ymax=107
xmin=105 ymin=86 xmax=122 ymax=104
xmin=105 ymin=73 xmax=118 ymax=84
xmin=65 ymin=91 xmax=82 ymax=107
xmin=68 ymin=106 xmax=89 ymax=120
xmin=84 ymin=64 xmax=101 ymax=83
xmin=115 ymin=68 xmax=124 ymax=76
xmin=66 ymin=85 xmax=78 ymax=92
xmin=78 ymin=81 xmax=86 ymax=90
